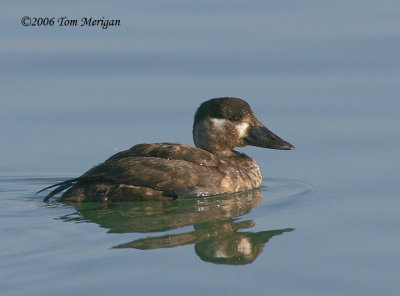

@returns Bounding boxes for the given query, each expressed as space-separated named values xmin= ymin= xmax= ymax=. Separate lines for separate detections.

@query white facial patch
xmin=214 ymin=246 xmax=229 ymax=258
xmin=210 ymin=118 xmax=229 ymax=130
xmin=236 ymin=122 xmax=249 ymax=137
xmin=210 ymin=118 xmax=249 ymax=137
xmin=237 ymin=238 xmax=252 ymax=255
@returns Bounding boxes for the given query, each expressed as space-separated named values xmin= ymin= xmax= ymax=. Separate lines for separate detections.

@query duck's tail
xmin=36 ymin=178 xmax=80 ymax=202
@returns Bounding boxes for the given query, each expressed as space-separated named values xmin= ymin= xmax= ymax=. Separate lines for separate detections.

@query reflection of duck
xmin=39 ymin=97 xmax=294 ymax=202
xmin=60 ymin=190 xmax=294 ymax=265
xmin=195 ymin=226 xmax=293 ymax=265
xmin=117 ymin=220 xmax=293 ymax=265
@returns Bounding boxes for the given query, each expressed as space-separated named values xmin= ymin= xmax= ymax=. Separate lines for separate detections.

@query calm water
xmin=1 ymin=1 xmax=400 ymax=295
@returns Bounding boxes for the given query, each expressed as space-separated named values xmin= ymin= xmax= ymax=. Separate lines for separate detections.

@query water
xmin=1 ymin=1 xmax=400 ymax=295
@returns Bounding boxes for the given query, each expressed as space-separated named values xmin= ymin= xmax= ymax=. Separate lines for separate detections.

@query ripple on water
xmin=258 ymin=177 xmax=316 ymax=211
xmin=0 ymin=175 xmax=315 ymax=209
xmin=1 ymin=174 xmax=315 ymax=200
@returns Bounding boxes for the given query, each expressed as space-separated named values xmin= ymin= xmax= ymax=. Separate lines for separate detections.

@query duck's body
xmin=40 ymin=97 xmax=294 ymax=202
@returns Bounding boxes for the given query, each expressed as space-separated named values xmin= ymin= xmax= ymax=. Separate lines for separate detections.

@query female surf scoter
xmin=39 ymin=97 xmax=294 ymax=202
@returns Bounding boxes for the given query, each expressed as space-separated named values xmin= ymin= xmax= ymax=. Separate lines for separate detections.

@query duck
xmin=38 ymin=97 xmax=294 ymax=202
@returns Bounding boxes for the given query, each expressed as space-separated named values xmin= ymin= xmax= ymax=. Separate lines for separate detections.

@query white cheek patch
xmin=214 ymin=246 xmax=229 ymax=258
xmin=236 ymin=122 xmax=249 ymax=137
xmin=237 ymin=238 xmax=252 ymax=255
xmin=210 ymin=118 xmax=249 ymax=137
xmin=210 ymin=118 xmax=229 ymax=130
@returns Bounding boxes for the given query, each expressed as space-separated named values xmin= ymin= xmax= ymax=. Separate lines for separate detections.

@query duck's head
xmin=193 ymin=97 xmax=294 ymax=154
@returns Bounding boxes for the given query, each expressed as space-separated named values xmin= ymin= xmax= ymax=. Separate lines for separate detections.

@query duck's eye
xmin=230 ymin=115 xmax=239 ymax=121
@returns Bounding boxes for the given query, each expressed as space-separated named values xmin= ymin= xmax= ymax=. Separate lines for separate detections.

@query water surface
xmin=1 ymin=1 xmax=399 ymax=295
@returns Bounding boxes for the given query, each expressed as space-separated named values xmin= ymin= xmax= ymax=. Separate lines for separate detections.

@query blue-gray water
xmin=1 ymin=1 xmax=399 ymax=295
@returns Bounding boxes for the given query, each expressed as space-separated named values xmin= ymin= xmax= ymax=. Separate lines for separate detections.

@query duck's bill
xmin=245 ymin=126 xmax=295 ymax=150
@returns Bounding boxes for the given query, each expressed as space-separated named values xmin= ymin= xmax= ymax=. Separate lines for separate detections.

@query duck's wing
xmin=40 ymin=143 xmax=222 ymax=201
xmin=107 ymin=142 xmax=219 ymax=167
xmin=80 ymin=143 xmax=222 ymax=191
